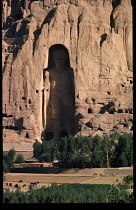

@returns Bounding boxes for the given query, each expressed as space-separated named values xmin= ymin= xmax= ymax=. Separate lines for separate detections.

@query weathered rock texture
xmin=2 ymin=0 xmax=133 ymax=145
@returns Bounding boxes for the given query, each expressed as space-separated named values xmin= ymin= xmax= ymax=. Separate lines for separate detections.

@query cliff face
xmin=2 ymin=0 xmax=133 ymax=145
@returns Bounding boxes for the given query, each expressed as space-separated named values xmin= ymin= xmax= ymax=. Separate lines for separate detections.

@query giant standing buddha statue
xmin=43 ymin=46 xmax=75 ymax=141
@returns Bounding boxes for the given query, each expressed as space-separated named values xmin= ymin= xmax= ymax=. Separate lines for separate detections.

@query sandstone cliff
xmin=2 ymin=0 xmax=133 ymax=146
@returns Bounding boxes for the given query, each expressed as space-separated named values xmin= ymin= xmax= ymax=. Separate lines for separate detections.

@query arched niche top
xmin=48 ymin=44 xmax=70 ymax=68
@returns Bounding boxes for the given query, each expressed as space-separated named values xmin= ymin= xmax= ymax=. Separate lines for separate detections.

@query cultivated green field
xmin=3 ymin=183 xmax=134 ymax=203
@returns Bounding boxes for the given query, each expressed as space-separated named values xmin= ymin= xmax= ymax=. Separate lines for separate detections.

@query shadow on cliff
xmin=99 ymin=101 xmax=114 ymax=114
xmin=74 ymin=113 xmax=84 ymax=135
xmin=100 ymin=33 xmax=107 ymax=47
xmin=33 ymin=8 xmax=56 ymax=55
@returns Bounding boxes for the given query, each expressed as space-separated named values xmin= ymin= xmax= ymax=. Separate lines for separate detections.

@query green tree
xmin=56 ymin=136 xmax=68 ymax=167
xmin=110 ymin=131 xmax=121 ymax=142
xmin=127 ymin=133 xmax=133 ymax=166
xmin=3 ymin=159 xmax=9 ymax=173
xmin=3 ymin=148 xmax=16 ymax=170
xmin=76 ymin=136 xmax=92 ymax=168
xmin=117 ymin=134 xmax=130 ymax=167
xmin=3 ymin=159 xmax=9 ymax=181
xmin=91 ymin=135 xmax=104 ymax=168
xmin=3 ymin=154 xmax=12 ymax=170
xmin=91 ymin=151 xmax=104 ymax=168
xmin=92 ymin=135 xmax=102 ymax=152
xmin=42 ymin=141 xmax=55 ymax=162
xmin=8 ymin=147 xmax=16 ymax=160
xmin=110 ymin=133 xmax=133 ymax=167
xmin=101 ymin=135 xmax=111 ymax=167
xmin=66 ymin=135 xmax=77 ymax=167
xmin=33 ymin=142 xmax=43 ymax=160
xmin=57 ymin=135 xmax=79 ymax=167
xmin=57 ymin=135 xmax=93 ymax=168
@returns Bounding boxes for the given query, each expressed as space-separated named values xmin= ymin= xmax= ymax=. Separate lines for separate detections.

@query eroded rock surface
xmin=2 ymin=0 xmax=133 ymax=146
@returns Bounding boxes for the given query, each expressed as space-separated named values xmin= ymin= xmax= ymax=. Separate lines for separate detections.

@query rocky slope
xmin=2 ymin=0 xmax=133 ymax=146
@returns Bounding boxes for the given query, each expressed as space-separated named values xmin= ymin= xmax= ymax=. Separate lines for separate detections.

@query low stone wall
xmin=10 ymin=167 xmax=133 ymax=176
xmin=10 ymin=167 xmax=67 ymax=174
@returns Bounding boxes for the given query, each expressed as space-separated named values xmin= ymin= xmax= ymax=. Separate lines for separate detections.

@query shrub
xmin=122 ymin=175 xmax=133 ymax=186
xmin=15 ymin=154 xmax=25 ymax=163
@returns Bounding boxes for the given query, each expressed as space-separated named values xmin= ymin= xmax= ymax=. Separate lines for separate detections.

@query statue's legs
xmin=61 ymin=103 xmax=75 ymax=135
xmin=49 ymin=95 xmax=62 ymax=141
xmin=46 ymin=94 xmax=75 ymax=140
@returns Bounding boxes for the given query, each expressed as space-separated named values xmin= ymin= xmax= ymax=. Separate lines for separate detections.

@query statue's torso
xmin=49 ymin=67 xmax=73 ymax=97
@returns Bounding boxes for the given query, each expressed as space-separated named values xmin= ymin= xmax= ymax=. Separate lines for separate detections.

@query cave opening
xmin=97 ymin=127 xmax=103 ymax=131
xmin=88 ymin=108 xmax=92 ymax=114
xmin=25 ymin=132 xmax=29 ymax=138
xmin=118 ymin=109 xmax=123 ymax=113
xmin=109 ymin=110 xmax=115 ymax=114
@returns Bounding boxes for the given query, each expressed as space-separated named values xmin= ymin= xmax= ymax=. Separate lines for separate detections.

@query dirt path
xmin=4 ymin=173 xmax=97 ymax=184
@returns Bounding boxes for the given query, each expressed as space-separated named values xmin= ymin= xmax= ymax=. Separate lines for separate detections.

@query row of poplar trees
xmin=33 ymin=132 xmax=133 ymax=168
